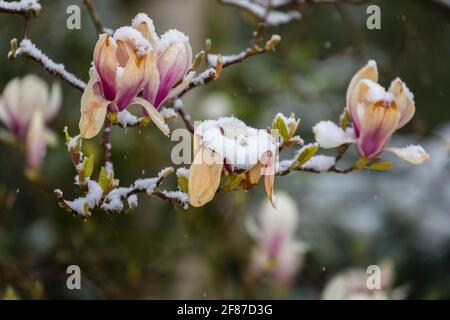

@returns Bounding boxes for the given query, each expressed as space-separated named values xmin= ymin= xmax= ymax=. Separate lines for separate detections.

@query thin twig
xmin=83 ymin=0 xmax=104 ymax=34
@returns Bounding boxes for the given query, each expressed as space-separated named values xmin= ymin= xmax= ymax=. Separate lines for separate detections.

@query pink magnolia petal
xmin=93 ymin=34 xmax=118 ymax=101
xmin=26 ymin=110 xmax=46 ymax=171
xmin=389 ymin=78 xmax=415 ymax=129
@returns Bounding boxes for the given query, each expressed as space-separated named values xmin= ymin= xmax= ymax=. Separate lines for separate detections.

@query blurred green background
xmin=0 ymin=0 xmax=449 ymax=299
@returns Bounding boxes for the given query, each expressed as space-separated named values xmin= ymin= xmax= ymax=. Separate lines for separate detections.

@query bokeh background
xmin=0 ymin=0 xmax=449 ymax=299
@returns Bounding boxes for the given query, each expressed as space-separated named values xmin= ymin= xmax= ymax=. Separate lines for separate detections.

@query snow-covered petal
xmin=389 ymin=78 xmax=415 ymax=129
xmin=385 ymin=145 xmax=430 ymax=165
xmin=346 ymin=60 xmax=378 ymax=110
xmin=313 ymin=120 xmax=355 ymax=149
xmin=131 ymin=13 xmax=159 ymax=48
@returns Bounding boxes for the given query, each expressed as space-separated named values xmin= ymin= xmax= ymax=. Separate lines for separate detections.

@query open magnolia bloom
xmin=79 ymin=14 xmax=171 ymax=139
xmin=0 ymin=75 xmax=61 ymax=173
xmin=131 ymin=13 xmax=193 ymax=110
xmin=313 ymin=60 xmax=429 ymax=165
xmin=188 ymin=117 xmax=277 ymax=208
xmin=247 ymin=192 xmax=308 ymax=286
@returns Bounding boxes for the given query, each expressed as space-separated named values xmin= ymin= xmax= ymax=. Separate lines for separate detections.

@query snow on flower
xmin=313 ymin=60 xmax=429 ymax=165
xmin=78 ymin=13 xmax=175 ymax=139
xmin=0 ymin=74 xmax=61 ymax=174
xmin=188 ymin=117 xmax=278 ymax=208
xmin=247 ymin=192 xmax=307 ymax=286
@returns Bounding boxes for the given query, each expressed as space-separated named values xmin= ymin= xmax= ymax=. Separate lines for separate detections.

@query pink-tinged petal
xmin=154 ymin=30 xmax=192 ymax=108
xmin=131 ymin=97 xmax=170 ymax=136
xmin=261 ymin=152 xmax=276 ymax=209
xmin=79 ymin=72 xmax=110 ymax=139
xmin=389 ymin=78 xmax=415 ymax=129
xmin=347 ymin=61 xmax=378 ymax=134
xmin=93 ymin=34 xmax=118 ymax=101
xmin=143 ymin=56 xmax=160 ymax=106
xmin=357 ymin=101 xmax=400 ymax=159
xmin=157 ymin=71 xmax=194 ymax=108
xmin=26 ymin=109 xmax=46 ymax=171
xmin=115 ymin=51 xmax=151 ymax=110
xmin=44 ymin=82 xmax=62 ymax=123
xmin=385 ymin=145 xmax=429 ymax=165
xmin=131 ymin=13 xmax=159 ymax=49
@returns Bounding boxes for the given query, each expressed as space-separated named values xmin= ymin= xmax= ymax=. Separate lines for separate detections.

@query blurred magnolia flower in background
xmin=322 ymin=261 xmax=407 ymax=300
xmin=314 ymin=60 xmax=429 ymax=165
xmin=0 ymin=75 xmax=61 ymax=176
xmin=79 ymin=13 xmax=192 ymax=139
xmin=247 ymin=192 xmax=308 ymax=287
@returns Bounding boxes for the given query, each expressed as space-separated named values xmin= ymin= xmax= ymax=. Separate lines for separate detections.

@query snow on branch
xmin=220 ymin=0 xmax=301 ymax=26
xmin=9 ymin=38 xmax=86 ymax=91
xmin=0 ymin=0 xmax=41 ymax=15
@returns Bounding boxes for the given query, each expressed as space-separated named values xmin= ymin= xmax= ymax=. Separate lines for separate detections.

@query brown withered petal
xmin=188 ymin=147 xmax=223 ymax=207
xmin=247 ymin=162 xmax=263 ymax=185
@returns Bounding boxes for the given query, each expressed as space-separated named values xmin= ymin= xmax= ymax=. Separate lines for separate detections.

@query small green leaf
xmin=177 ymin=176 xmax=189 ymax=193
xmin=64 ymin=128 xmax=70 ymax=143
xmin=340 ymin=110 xmax=350 ymax=130
xmin=83 ymin=154 xmax=95 ymax=179
xmin=367 ymin=161 xmax=393 ymax=171
xmin=221 ymin=174 xmax=245 ymax=192
xmin=274 ymin=116 xmax=289 ymax=140
xmin=291 ymin=144 xmax=319 ymax=169
xmin=98 ymin=167 xmax=109 ymax=191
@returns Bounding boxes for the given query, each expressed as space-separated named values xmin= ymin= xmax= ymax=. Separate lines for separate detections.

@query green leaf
xmin=83 ymin=154 xmax=95 ymax=179
xmin=64 ymin=128 xmax=70 ymax=143
xmin=177 ymin=175 xmax=189 ymax=193
xmin=367 ymin=161 xmax=393 ymax=171
xmin=98 ymin=167 xmax=109 ymax=191
xmin=274 ymin=116 xmax=289 ymax=140
xmin=221 ymin=174 xmax=245 ymax=192
xmin=291 ymin=144 xmax=319 ymax=169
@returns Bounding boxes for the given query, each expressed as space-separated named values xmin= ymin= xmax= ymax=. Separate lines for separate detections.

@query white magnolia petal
xmin=131 ymin=97 xmax=170 ymax=136
xmin=45 ymin=82 xmax=62 ymax=122
xmin=26 ymin=109 xmax=46 ymax=170
xmin=385 ymin=145 xmax=430 ymax=165
xmin=312 ymin=120 xmax=355 ymax=149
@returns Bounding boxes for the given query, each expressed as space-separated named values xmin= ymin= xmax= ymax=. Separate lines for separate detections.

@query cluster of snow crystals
xmin=64 ymin=197 xmax=88 ymax=216
xmin=131 ymin=13 xmax=157 ymax=36
xmin=160 ymin=107 xmax=177 ymax=119
xmin=192 ymin=68 xmax=216 ymax=86
xmin=208 ymin=52 xmax=246 ymax=67
xmin=221 ymin=0 xmax=300 ymax=26
xmin=101 ymin=187 xmax=132 ymax=212
xmin=361 ymin=79 xmax=395 ymax=103
xmin=176 ymin=167 xmax=189 ymax=178
xmin=390 ymin=77 xmax=415 ymax=100
xmin=105 ymin=161 xmax=114 ymax=175
xmin=313 ymin=121 xmax=355 ymax=149
xmin=196 ymin=117 xmax=277 ymax=170
xmin=127 ymin=194 xmax=138 ymax=208
xmin=113 ymin=27 xmax=152 ymax=56
xmin=117 ymin=110 xmax=141 ymax=127
xmin=15 ymin=39 xmax=86 ymax=90
xmin=174 ymin=99 xmax=184 ymax=110
xmin=86 ymin=180 xmax=103 ymax=208
xmin=133 ymin=178 xmax=158 ymax=193
xmin=0 ymin=0 xmax=41 ymax=12
xmin=158 ymin=167 xmax=174 ymax=178
xmin=67 ymin=135 xmax=81 ymax=151
xmin=302 ymin=155 xmax=336 ymax=172
xmin=157 ymin=29 xmax=189 ymax=54
xmin=160 ymin=190 xmax=189 ymax=209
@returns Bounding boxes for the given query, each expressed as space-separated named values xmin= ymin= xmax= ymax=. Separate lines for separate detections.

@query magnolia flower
xmin=79 ymin=14 xmax=173 ymax=139
xmin=322 ymin=261 xmax=407 ymax=300
xmin=314 ymin=60 xmax=429 ymax=165
xmin=132 ymin=13 xmax=193 ymax=110
xmin=0 ymin=75 xmax=61 ymax=173
xmin=247 ymin=192 xmax=307 ymax=286
xmin=188 ymin=117 xmax=277 ymax=207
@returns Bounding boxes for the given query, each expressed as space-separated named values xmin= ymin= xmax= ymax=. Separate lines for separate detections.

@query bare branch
xmin=83 ymin=0 xmax=104 ymax=34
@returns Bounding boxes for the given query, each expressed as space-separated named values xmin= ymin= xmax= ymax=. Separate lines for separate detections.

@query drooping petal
xmin=389 ymin=78 xmax=415 ymax=129
xmin=313 ymin=120 xmax=355 ymax=149
xmin=346 ymin=60 xmax=378 ymax=110
xmin=93 ymin=34 xmax=118 ymax=101
xmin=188 ymin=147 xmax=223 ymax=207
xmin=131 ymin=97 xmax=170 ymax=136
xmin=79 ymin=73 xmax=110 ymax=139
xmin=261 ymin=152 xmax=276 ymax=209
xmin=357 ymin=101 xmax=401 ymax=158
xmin=385 ymin=145 xmax=429 ymax=165
xmin=26 ymin=109 xmax=46 ymax=171
xmin=159 ymin=71 xmax=194 ymax=108
xmin=44 ymin=82 xmax=62 ymax=122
